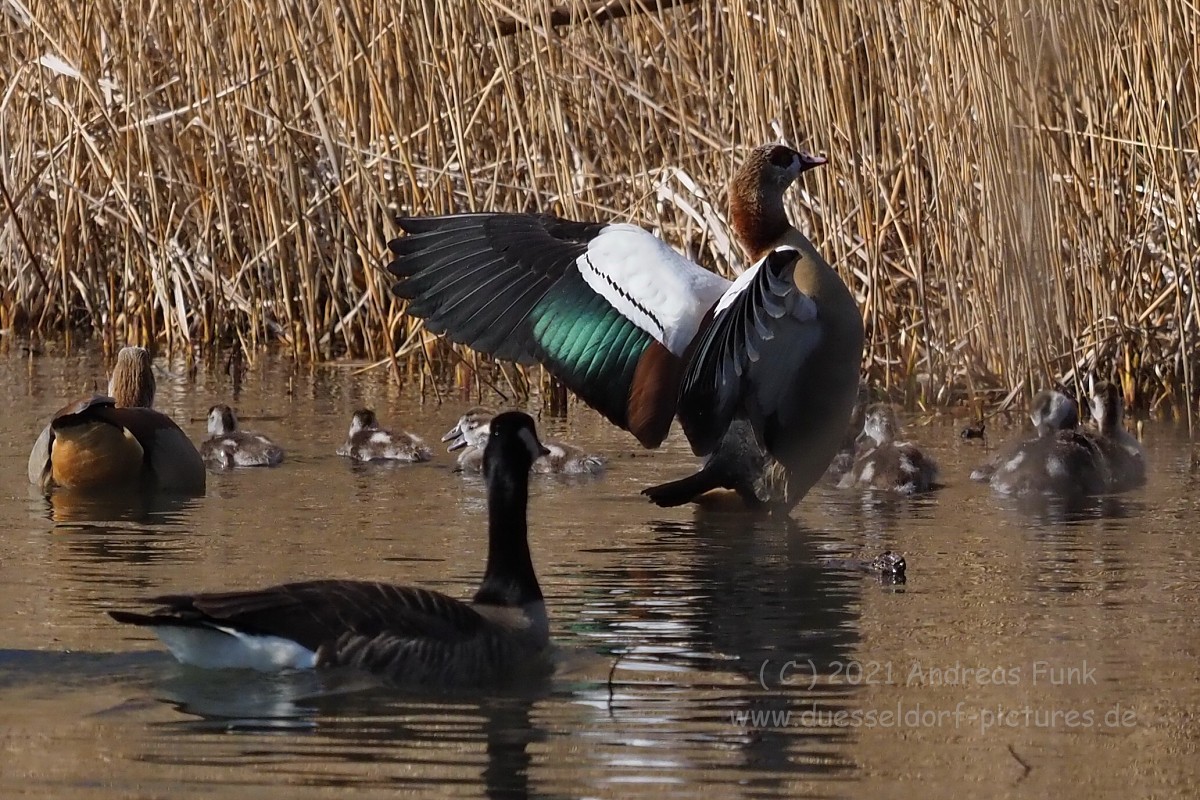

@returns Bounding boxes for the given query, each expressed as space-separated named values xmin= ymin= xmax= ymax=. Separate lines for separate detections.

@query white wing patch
xmin=154 ymin=625 xmax=318 ymax=671
xmin=576 ymin=224 xmax=730 ymax=355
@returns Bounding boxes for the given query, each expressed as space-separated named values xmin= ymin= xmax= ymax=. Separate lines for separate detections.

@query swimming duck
xmin=969 ymin=389 xmax=1071 ymax=483
xmin=336 ymin=409 xmax=432 ymax=463
xmin=27 ymin=346 xmax=206 ymax=494
xmin=443 ymin=407 xmax=605 ymax=475
xmin=1086 ymin=379 xmax=1146 ymax=491
xmin=388 ymin=143 xmax=863 ymax=511
xmin=110 ymin=411 xmax=554 ymax=686
xmin=837 ymin=404 xmax=939 ymax=494
xmin=982 ymin=389 xmax=1108 ymax=497
xmin=200 ymin=405 xmax=285 ymax=468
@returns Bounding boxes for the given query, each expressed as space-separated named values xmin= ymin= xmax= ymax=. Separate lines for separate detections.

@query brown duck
xmin=27 ymin=346 xmax=205 ymax=494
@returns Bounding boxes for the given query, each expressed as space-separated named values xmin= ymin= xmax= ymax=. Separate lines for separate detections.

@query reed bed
xmin=1 ymin=0 xmax=1196 ymax=414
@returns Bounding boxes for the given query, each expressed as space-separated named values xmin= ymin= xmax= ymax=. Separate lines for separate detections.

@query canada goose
xmin=109 ymin=411 xmax=555 ymax=686
xmin=837 ymin=404 xmax=938 ymax=494
xmin=200 ymin=405 xmax=285 ymax=468
xmin=336 ymin=409 xmax=432 ymax=463
xmin=443 ymin=408 xmax=605 ymax=475
xmin=983 ymin=390 xmax=1109 ymax=497
xmin=27 ymin=346 xmax=206 ymax=494
xmin=388 ymin=144 xmax=863 ymax=512
xmin=1086 ymin=379 xmax=1146 ymax=491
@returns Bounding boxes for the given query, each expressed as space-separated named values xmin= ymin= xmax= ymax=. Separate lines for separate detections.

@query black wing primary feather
xmin=677 ymin=249 xmax=807 ymax=456
xmin=387 ymin=213 xmax=659 ymax=438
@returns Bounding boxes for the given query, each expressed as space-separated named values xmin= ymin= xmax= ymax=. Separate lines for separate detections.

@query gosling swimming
xmin=838 ymin=404 xmax=938 ymax=494
xmin=443 ymin=407 xmax=605 ymax=475
xmin=337 ymin=409 xmax=432 ymax=463
xmin=200 ymin=405 xmax=284 ymax=468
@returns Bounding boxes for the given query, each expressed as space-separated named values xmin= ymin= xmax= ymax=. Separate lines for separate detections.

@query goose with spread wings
xmin=387 ymin=144 xmax=864 ymax=511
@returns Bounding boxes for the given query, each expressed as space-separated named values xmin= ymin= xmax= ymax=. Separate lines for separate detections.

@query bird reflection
xmin=35 ymin=484 xmax=199 ymax=525
xmin=137 ymin=667 xmax=549 ymax=798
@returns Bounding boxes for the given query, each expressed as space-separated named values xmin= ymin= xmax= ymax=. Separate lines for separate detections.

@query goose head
xmin=483 ymin=411 xmax=550 ymax=477
xmin=729 ymin=142 xmax=827 ymax=260
xmin=348 ymin=409 xmax=380 ymax=437
xmin=443 ymin=407 xmax=494 ymax=452
xmin=857 ymin=403 xmax=899 ymax=448
xmin=1030 ymin=389 xmax=1078 ymax=436
xmin=1088 ymin=379 xmax=1124 ymax=435
xmin=207 ymin=404 xmax=238 ymax=436
xmin=107 ymin=346 xmax=155 ymax=408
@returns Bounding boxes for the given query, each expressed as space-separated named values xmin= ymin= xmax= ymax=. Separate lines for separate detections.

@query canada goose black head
xmin=206 ymin=404 xmax=238 ymax=436
xmin=108 ymin=346 xmax=155 ymax=408
xmin=484 ymin=411 xmax=550 ymax=477
xmin=729 ymin=142 xmax=827 ymax=261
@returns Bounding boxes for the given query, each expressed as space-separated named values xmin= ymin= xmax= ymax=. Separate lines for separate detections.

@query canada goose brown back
xmin=110 ymin=411 xmax=555 ymax=687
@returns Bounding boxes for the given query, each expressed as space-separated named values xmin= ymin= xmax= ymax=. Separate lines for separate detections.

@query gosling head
xmin=1088 ymin=379 xmax=1124 ymax=435
xmin=1030 ymin=389 xmax=1079 ymax=436
xmin=857 ymin=403 xmax=899 ymax=447
xmin=442 ymin=407 xmax=495 ymax=452
xmin=207 ymin=404 xmax=238 ymax=436
xmin=348 ymin=409 xmax=380 ymax=437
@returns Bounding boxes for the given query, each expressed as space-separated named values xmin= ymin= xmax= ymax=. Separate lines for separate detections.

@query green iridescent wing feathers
xmin=388 ymin=213 xmax=653 ymax=433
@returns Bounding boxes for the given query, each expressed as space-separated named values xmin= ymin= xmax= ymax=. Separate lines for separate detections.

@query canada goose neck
xmin=474 ymin=465 xmax=541 ymax=607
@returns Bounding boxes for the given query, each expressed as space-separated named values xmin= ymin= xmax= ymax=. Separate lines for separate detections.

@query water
xmin=1 ymin=345 xmax=1198 ymax=798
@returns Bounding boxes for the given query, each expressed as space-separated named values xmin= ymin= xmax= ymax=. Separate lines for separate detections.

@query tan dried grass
xmin=1 ymin=0 xmax=1196 ymax=417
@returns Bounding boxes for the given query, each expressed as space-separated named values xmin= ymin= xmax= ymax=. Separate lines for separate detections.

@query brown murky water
xmin=1 ymin=345 xmax=1198 ymax=798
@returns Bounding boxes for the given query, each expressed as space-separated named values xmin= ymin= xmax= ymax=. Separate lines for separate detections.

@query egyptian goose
xmin=110 ymin=412 xmax=554 ymax=687
xmin=387 ymin=144 xmax=864 ymax=511
xmin=27 ymin=346 xmax=206 ymax=494
xmin=443 ymin=407 xmax=605 ymax=475
xmin=1086 ymin=379 xmax=1146 ymax=491
xmin=980 ymin=390 xmax=1109 ymax=497
xmin=336 ymin=409 xmax=432 ymax=463
xmin=201 ymin=405 xmax=285 ymax=468
xmin=837 ymin=404 xmax=939 ymax=494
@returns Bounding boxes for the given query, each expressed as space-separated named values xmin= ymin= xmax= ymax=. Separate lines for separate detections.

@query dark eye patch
xmin=768 ymin=146 xmax=798 ymax=168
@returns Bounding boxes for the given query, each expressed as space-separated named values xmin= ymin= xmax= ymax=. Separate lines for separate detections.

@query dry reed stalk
xmin=0 ymin=0 xmax=1196 ymax=416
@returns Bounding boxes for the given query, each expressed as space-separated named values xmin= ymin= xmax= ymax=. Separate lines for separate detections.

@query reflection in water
xmin=37 ymin=486 xmax=202 ymax=526
xmin=1 ymin=350 xmax=1199 ymax=798
xmin=139 ymin=666 xmax=549 ymax=799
